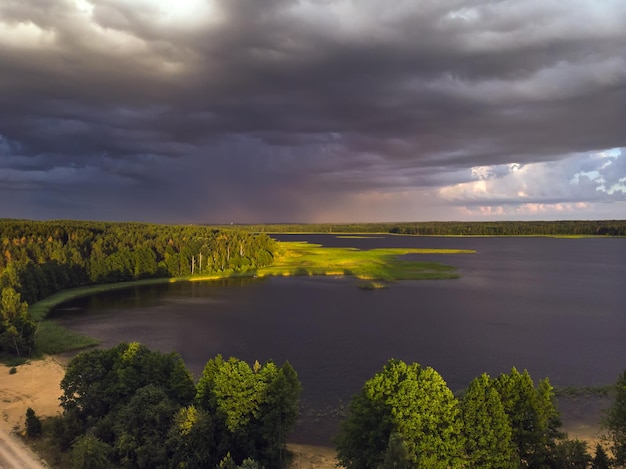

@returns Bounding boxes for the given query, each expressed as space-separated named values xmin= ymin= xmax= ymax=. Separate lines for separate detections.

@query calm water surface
xmin=51 ymin=235 xmax=626 ymax=444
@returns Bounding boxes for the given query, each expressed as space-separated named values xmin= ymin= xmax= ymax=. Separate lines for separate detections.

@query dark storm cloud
xmin=1 ymin=0 xmax=625 ymax=222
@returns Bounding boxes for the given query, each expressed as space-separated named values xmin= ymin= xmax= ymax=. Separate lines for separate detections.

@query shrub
xmin=25 ymin=407 xmax=42 ymax=438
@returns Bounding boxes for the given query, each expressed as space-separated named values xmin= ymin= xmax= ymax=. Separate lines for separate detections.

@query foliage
xmin=196 ymin=355 xmax=302 ymax=468
xmin=218 ymin=453 xmax=262 ymax=469
xmin=0 ymin=219 xmax=277 ymax=358
xmin=70 ymin=434 xmax=112 ymax=469
xmin=0 ymin=287 xmax=36 ymax=356
xmin=0 ymin=219 xmax=277 ymax=306
xmin=25 ymin=407 xmax=42 ymax=437
xmin=58 ymin=343 xmax=195 ymax=451
xmin=591 ymin=443 xmax=612 ymax=469
xmin=237 ymin=220 xmax=626 ymax=236
xmin=53 ymin=344 xmax=301 ymax=468
xmin=494 ymin=368 xmax=563 ymax=468
xmin=380 ymin=432 xmax=410 ymax=469
xmin=113 ymin=384 xmax=180 ymax=468
xmin=335 ymin=359 xmax=464 ymax=469
xmin=606 ymin=370 xmax=626 ymax=466
xmin=166 ymin=405 xmax=216 ymax=469
xmin=460 ymin=373 xmax=516 ymax=468
xmin=550 ymin=439 xmax=592 ymax=468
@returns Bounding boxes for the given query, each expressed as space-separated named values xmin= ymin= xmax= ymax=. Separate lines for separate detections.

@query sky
xmin=1 ymin=0 xmax=625 ymax=224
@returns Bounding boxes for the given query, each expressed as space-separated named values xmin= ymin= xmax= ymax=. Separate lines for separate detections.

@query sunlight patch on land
xmin=257 ymin=242 xmax=474 ymax=281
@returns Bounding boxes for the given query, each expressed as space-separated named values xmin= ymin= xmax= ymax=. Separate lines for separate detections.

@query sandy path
xmin=0 ymin=427 xmax=49 ymax=469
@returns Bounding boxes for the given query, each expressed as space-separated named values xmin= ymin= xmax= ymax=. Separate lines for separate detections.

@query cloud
xmin=0 ymin=0 xmax=625 ymax=222
xmin=438 ymin=148 xmax=626 ymax=218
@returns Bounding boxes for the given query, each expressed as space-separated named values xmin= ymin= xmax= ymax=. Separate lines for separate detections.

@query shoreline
xmin=30 ymin=240 xmax=471 ymax=356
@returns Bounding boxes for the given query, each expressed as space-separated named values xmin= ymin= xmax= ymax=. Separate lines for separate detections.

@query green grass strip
xmin=256 ymin=242 xmax=474 ymax=281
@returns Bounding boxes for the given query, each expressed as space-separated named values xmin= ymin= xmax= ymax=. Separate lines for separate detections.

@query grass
xmin=21 ymin=417 xmax=71 ymax=469
xmin=0 ymin=355 xmax=27 ymax=367
xmin=28 ymin=277 xmax=186 ymax=322
xmin=34 ymin=321 xmax=100 ymax=355
xmin=357 ymin=281 xmax=389 ymax=290
xmin=256 ymin=242 xmax=474 ymax=281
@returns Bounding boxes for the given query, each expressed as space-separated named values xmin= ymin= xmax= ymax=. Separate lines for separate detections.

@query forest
xmin=0 ymin=219 xmax=276 ymax=357
xmin=237 ymin=219 xmax=626 ymax=236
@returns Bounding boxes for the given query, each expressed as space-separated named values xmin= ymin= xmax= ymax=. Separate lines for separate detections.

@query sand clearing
xmin=1 ymin=357 xmax=65 ymax=432
xmin=0 ymin=357 xmax=66 ymax=469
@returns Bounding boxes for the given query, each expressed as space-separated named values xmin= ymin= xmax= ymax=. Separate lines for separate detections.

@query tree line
xmin=237 ymin=220 xmax=626 ymax=236
xmin=0 ymin=219 xmax=277 ymax=357
xmin=31 ymin=348 xmax=626 ymax=469
xmin=335 ymin=359 xmax=626 ymax=469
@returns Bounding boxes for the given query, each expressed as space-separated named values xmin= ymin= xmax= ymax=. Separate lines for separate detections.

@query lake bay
xmin=51 ymin=235 xmax=626 ymax=444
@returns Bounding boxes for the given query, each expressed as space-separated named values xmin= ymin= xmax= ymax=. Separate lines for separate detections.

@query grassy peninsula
xmin=258 ymin=241 xmax=473 ymax=281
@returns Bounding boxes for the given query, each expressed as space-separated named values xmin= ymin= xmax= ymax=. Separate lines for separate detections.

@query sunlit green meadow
xmin=257 ymin=242 xmax=474 ymax=281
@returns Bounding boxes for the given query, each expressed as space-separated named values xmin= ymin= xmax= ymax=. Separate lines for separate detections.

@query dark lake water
xmin=51 ymin=235 xmax=626 ymax=444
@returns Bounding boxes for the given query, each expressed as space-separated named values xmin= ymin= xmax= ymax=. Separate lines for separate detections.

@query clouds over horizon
xmin=1 ymin=0 xmax=625 ymax=223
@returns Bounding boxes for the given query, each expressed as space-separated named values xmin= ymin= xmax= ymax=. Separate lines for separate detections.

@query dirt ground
xmin=0 ymin=357 xmax=611 ymax=469
xmin=1 ymin=357 xmax=65 ymax=433
xmin=1 ymin=356 xmax=66 ymax=469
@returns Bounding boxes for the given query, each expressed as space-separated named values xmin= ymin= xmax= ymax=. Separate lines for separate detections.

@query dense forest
xmin=236 ymin=220 xmax=626 ymax=236
xmin=0 ymin=219 xmax=276 ymax=356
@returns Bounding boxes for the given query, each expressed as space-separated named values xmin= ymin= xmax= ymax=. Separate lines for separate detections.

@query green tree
xmin=335 ymin=359 xmax=464 ymax=469
xmin=70 ymin=434 xmax=112 ymax=469
xmin=494 ymin=368 xmax=562 ymax=468
xmin=461 ymin=373 xmax=516 ymax=468
xmin=113 ymin=384 xmax=179 ymax=468
xmin=59 ymin=343 xmax=195 ymax=445
xmin=25 ymin=407 xmax=42 ymax=438
xmin=255 ymin=361 xmax=302 ymax=467
xmin=381 ymin=432 xmax=410 ymax=469
xmin=0 ymin=287 xmax=36 ymax=356
xmin=591 ymin=443 xmax=611 ymax=469
xmin=606 ymin=371 xmax=626 ymax=466
xmin=196 ymin=355 xmax=301 ymax=467
xmin=218 ymin=453 xmax=261 ymax=469
xmin=550 ymin=439 xmax=592 ymax=468
xmin=166 ymin=405 xmax=217 ymax=469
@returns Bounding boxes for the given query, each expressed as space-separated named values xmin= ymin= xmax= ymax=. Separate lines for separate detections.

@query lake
xmin=51 ymin=234 xmax=626 ymax=444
